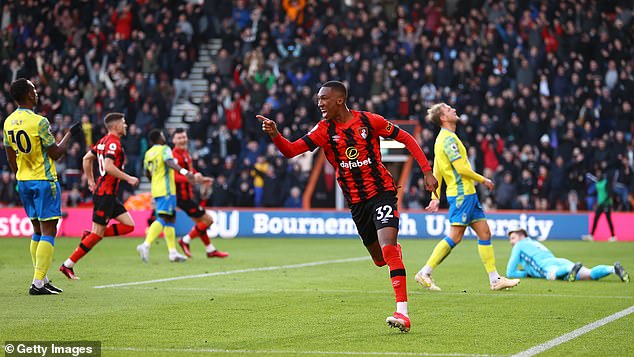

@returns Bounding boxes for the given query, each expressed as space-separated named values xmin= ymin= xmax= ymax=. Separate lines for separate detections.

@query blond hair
xmin=426 ymin=103 xmax=445 ymax=126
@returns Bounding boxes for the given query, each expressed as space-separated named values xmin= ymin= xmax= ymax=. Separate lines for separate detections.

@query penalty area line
xmin=93 ymin=256 xmax=369 ymax=289
xmin=511 ymin=305 xmax=634 ymax=357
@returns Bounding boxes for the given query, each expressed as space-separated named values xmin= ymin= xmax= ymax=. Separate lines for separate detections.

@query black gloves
xmin=70 ymin=121 xmax=82 ymax=137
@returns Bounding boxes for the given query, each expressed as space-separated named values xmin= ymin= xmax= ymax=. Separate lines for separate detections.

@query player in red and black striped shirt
xmin=172 ymin=128 xmax=229 ymax=258
xmin=60 ymin=113 xmax=140 ymax=280
xmin=258 ymin=81 xmax=438 ymax=332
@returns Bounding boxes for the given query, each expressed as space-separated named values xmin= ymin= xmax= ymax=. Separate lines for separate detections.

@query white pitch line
xmin=93 ymin=256 xmax=369 ymax=289
xmin=444 ymin=292 xmax=634 ymax=300
xmin=118 ymin=286 xmax=634 ymax=300
xmin=511 ymin=305 xmax=634 ymax=357
xmin=102 ymin=346 xmax=501 ymax=356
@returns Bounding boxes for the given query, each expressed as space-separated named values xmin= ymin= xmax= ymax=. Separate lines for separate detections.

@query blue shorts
xmin=155 ymin=195 xmax=176 ymax=216
xmin=17 ymin=180 xmax=62 ymax=221
xmin=447 ymin=193 xmax=486 ymax=226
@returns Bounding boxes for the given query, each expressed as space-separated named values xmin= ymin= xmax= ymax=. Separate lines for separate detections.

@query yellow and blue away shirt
xmin=433 ymin=128 xmax=477 ymax=199
xmin=2 ymin=108 xmax=57 ymax=181
xmin=143 ymin=144 xmax=176 ymax=198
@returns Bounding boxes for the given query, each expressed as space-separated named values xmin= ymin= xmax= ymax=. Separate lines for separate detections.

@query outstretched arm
xmin=194 ymin=173 xmax=213 ymax=186
xmin=257 ymin=114 xmax=310 ymax=158
xmin=393 ymin=129 xmax=438 ymax=193
xmin=506 ymin=245 xmax=527 ymax=279
xmin=165 ymin=158 xmax=195 ymax=182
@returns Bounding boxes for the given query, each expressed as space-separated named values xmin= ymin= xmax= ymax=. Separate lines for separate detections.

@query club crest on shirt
xmin=358 ymin=126 xmax=368 ymax=139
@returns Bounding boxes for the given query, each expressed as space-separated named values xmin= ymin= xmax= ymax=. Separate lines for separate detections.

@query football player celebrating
xmin=259 ymin=81 xmax=438 ymax=332
xmin=60 ymin=113 xmax=139 ymax=279
xmin=171 ymin=128 xmax=228 ymax=258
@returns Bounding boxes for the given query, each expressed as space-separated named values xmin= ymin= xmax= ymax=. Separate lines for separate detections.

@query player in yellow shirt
xmin=3 ymin=78 xmax=80 ymax=295
xmin=415 ymin=103 xmax=519 ymax=291
xmin=136 ymin=129 xmax=192 ymax=262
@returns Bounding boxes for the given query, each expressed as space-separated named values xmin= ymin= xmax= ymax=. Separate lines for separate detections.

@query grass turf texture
xmin=1 ymin=237 xmax=632 ymax=356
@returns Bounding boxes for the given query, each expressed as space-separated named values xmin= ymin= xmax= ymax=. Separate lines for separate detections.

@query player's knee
xmin=159 ymin=214 xmax=175 ymax=223
xmin=41 ymin=220 xmax=58 ymax=237
xmin=122 ymin=217 xmax=135 ymax=227
xmin=478 ymin=232 xmax=491 ymax=241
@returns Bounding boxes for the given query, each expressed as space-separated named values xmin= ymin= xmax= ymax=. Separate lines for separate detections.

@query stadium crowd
xmin=0 ymin=0 xmax=632 ymax=212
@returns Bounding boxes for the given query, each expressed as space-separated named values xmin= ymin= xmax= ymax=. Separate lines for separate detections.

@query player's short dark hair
xmin=172 ymin=128 xmax=186 ymax=136
xmin=148 ymin=129 xmax=163 ymax=144
xmin=322 ymin=81 xmax=348 ymax=99
xmin=9 ymin=78 xmax=31 ymax=103
xmin=104 ymin=112 xmax=125 ymax=128
xmin=507 ymin=228 xmax=528 ymax=238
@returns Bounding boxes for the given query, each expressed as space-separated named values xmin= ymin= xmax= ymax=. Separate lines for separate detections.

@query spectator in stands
xmin=549 ymin=156 xmax=569 ymax=210
xmin=122 ymin=123 xmax=143 ymax=178
xmin=172 ymin=48 xmax=193 ymax=105
xmin=251 ymin=155 xmax=268 ymax=207
xmin=494 ymin=172 xmax=518 ymax=209
xmin=284 ymin=186 xmax=302 ymax=209
xmin=259 ymin=165 xmax=284 ymax=208
xmin=0 ymin=170 xmax=17 ymax=206
xmin=235 ymin=181 xmax=254 ymax=207
xmin=66 ymin=183 xmax=84 ymax=207
xmin=403 ymin=185 xmax=424 ymax=210
xmin=209 ymin=174 xmax=232 ymax=207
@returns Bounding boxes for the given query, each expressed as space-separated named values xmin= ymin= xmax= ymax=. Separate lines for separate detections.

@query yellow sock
xmin=34 ymin=238 xmax=54 ymax=281
xmin=425 ymin=237 xmax=455 ymax=268
xmin=477 ymin=240 xmax=497 ymax=273
xmin=30 ymin=239 xmax=39 ymax=268
xmin=145 ymin=220 xmax=164 ymax=245
xmin=164 ymin=225 xmax=176 ymax=250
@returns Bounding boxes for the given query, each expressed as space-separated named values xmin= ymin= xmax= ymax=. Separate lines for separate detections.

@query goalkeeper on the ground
xmin=506 ymin=227 xmax=629 ymax=282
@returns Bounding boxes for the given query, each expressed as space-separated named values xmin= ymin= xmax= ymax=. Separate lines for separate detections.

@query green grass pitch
xmin=1 ymin=237 xmax=633 ymax=356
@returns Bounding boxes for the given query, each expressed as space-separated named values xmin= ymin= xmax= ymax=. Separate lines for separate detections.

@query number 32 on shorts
xmin=375 ymin=205 xmax=395 ymax=224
